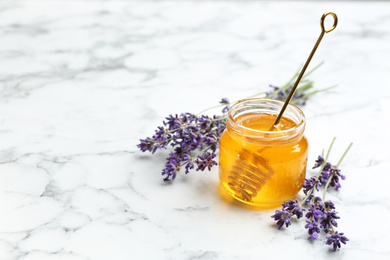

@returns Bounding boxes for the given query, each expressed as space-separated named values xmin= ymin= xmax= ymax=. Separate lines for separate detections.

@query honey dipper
xmin=228 ymin=12 xmax=338 ymax=203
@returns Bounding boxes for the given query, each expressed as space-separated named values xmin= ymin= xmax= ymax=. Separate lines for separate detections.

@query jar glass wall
xmin=218 ymin=98 xmax=308 ymax=208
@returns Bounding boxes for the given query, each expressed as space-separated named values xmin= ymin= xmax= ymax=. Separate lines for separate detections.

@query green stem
xmin=281 ymin=61 xmax=324 ymax=90
xmin=300 ymin=189 xmax=314 ymax=207
xmin=179 ymin=144 xmax=214 ymax=167
xmin=299 ymin=136 xmax=339 ymax=207
xmin=291 ymin=85 xmax=337 ymax=105
xmin=196 ymin=62 xmax=325 ymax=116
xmin=313 ymin=137 xmax=335 ymax=179
xmin=295 ymin=82 xmax=314 ymax=93
xmin=305 ymin=85 xmax=337 ymax=96
xmin=197 ymin=104 xmax=225 ymax=116
xmin=301 ymin=61 xmax=325 ymax=79
xmin=336 ymin=143 xmax=353 ymax=167
xmin=281 ymin=68 xmax=300 ymax=89
xmin=323 ymin=169 xmax=334 ymax=201
xmin=322 ymin=142 xmax=353 ymax=201
xmin=325 ymin=137 xmax=336 ymax=161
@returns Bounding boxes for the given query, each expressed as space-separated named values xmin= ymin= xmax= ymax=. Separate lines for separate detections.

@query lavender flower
xmin=320 ymin=206 xmax=340 ymax=231
xmin=220 ymin=98 xmax=230 ymax=114
xmin=324 ymin=200 xmax=336 ymax=210
xmin=162 ymin=152 xmax=180 ymax=181
xmin=271 ymin=209 xmax=292 ymax=229
xmin=305 ymin=198 xmax=324 ymax=222
xmin=328 ymin=168 xmax=346 ymax=190
xmin=305 ymin=219 xmax=321 ymax=240
xmin=316 ymin=161 xmax=346 ymax=190
xmin=220 ymin=98 xmax=229 ymax=104
xmin=266 ymin=85 xmax=287 ymax=100
xmin=313 ymin=155 xmax=325 ymax=169
xmin=326 ymin=231 xmax=349 ymax=251
xmin=164 ymin=114 xmax=182 ymax=130
xmin=137 ymin=137 xmax=158 ymax=154
xmin=303 ymin=195 xmax=314 ymax=206
xmin=271 ymin=199 xmax=304 ymax=230
xmin=319 ymin=162 xmax=332 ymax=185
xmin=282 ymin=199 xmax=304 ymax=219
xmin=195 ymin=152 xmax=218 ymax=171
xmin=303 ymin=177 xmax=321 ymax=195
xmin=271 ymin=139 xmax=352 ymax=251
xmin=266 ymin=85 xmax=308 ymax=106
xmin=137 ymin=111 xmax=226 ymax=181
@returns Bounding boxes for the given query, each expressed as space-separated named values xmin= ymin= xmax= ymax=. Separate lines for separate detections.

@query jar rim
xmin=227 ymin=98 xmax=306 ymax=141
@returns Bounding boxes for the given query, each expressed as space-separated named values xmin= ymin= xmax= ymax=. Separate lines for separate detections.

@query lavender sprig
xmin=271 ymin=138 xmax=353 ymax=251
xmin=271 ymin=199 xmax=303 ymax=229
xmin=137 ymin=62 xmax=333 ymax=181
xmin=138 ymin=113 xmax=226 ymax=181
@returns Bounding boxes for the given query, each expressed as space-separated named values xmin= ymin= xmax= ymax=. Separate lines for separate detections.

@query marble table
xmin=1 ymin=0 xmax=389 ymax=259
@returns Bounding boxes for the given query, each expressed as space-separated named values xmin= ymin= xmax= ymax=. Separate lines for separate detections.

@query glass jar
xmin=219 ymin=98 xmax=308 ymax=208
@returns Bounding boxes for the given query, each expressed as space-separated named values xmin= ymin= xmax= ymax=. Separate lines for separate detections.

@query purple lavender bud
xmin=304 ymin=194 xmax=314 ymax=205
xmin=320 ymin=209 xmax=340 ymax=231
xmin=281 ymin=199 xmax=304 ymax=219
xmin=293 ymin=93 xmax=304 ymax=99
xmin=271 ymin=209 xmax=292 ymax=229
xmin=319 ymin=162 xmax=333 ymax=185
xmin=198 ymin=115 xmax=211 ymax=129
xmin=313 ymin=155 xmax=325 ymax=169
xmin=220 ymin=98 xmax=229 ymax=104
xmin=185 ymin=161 xmax=194 ymax=174
xmin=303 ymin=177 xmax=321 ymax=195
xmin=222 ymin=105 xmax=230 ymax=113
xmin=324 ymin=200 xmax=336 ymax=210
xmin=282 ymin=199 xmax=299 ymax=211
xmin=278 ymin=90 xmax=286 ymax=100
xmin=152 ymin=126 xmax=169 ymax=149
xmin=195 ymin=152 xmax=217 ymax=171
xmin=162 ymin=161 xmax=178 ymax=181
xmin=293 ymin=206 xmax=304 ymax=219
xmin=329 ymin=168 xmax=346 ymax=190
xmin=164 ymin=114 xmax=182 ymax=130
xmin=326 ymin=232 xmax=349 ymax=251
xmin=213 ymin=115 xmax=227 ymax=135
xmin=306 ymin=199 xmax=323 ymax=222
xmin=266 ymin=85 xmax=280 ymax=98
xmin=137 ymin=137 xmax=159 ymax=154
xmin=313 ymin=196 xmax=323 ymax=205
xmin=305 ymin=219 xmax=321 ymax=240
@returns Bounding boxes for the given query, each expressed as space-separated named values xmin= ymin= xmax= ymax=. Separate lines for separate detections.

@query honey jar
xmin=219 ymin=98 xmax=308 ymax=208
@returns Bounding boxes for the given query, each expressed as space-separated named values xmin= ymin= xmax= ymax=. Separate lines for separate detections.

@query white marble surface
xmin=0 ymin=0 xmax=389 ymax=259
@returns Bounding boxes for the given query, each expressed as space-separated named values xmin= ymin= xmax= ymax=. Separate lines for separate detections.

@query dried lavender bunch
xmin=137 ymin=62 xmax=334 ymax=181
xmin=271 ymin=138 xmax=353 ymax=251
xmin=198 ymin=62 xmax=336 ymax=116
xmin=137 ymin=113 xmax=226 ymax=181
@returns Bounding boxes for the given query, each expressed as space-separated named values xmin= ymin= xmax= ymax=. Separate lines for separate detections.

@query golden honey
xmin=219 ymin=98 xmax=308 ymax=208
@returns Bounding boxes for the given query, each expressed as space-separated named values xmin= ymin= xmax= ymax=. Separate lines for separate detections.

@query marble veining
xmin=1 ymin=0 xmax=390 ymax=259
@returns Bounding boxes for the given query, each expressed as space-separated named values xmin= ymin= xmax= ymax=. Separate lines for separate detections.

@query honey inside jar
xmin=218 ymin=99 xmax=308 ymax=208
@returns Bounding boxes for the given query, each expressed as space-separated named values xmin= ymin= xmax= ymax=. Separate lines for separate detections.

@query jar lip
xmin=227 ymin=98 xmax=306 ymax=139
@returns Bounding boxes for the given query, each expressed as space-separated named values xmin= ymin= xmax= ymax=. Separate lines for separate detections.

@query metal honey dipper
xmin=272 ymin=12 xmax=338 ymax=128
xmin=224 ymin=12 xmax=338 ymax=205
